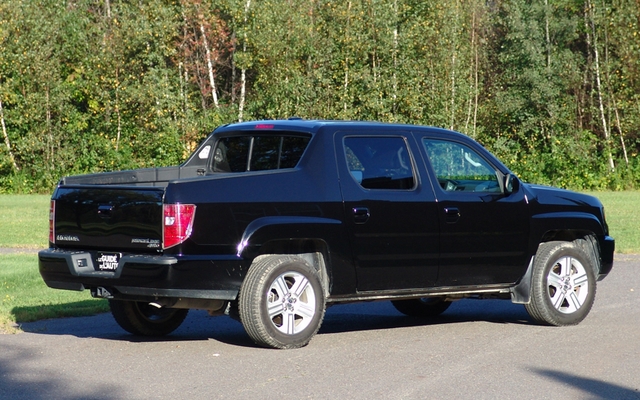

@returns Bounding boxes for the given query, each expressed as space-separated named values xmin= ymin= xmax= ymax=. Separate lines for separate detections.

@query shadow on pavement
xmin=534 ymin=369 xmax=640 ymax=400
xmin=0 ymin=341 xmax=124 ymax=400
xmin=19 ymin=299 xmax=533 ymax=347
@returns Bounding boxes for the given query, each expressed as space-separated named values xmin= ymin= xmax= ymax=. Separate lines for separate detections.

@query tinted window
xmin=423 ymin=139 xmax=500 ymax=193
xmin=212 ymin=135 xmax=310 ymax=172
xmin=344 ymin=137 xmax=415 ymax=190
xmin=213 ymin=137 xmax=251 ymax=172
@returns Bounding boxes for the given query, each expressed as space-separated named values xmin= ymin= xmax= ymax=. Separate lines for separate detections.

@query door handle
xmin=444 ymin=207 xmax=460 ymax=223
xmin=352 ymin=207 xmax=370 ymax=224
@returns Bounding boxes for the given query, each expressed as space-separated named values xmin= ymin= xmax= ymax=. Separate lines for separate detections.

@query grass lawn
xmin=0 ymin=194 xmax=50 ymax=249
xmin=0 ymin=253 xmax=109 ymax=332
xmin=586 ymin=191 xmax=640 ymax=254
xmin=0 ymin=195 xmax=109 ymax=332
xmin=0 ymin=192 xmax=637 ymax=332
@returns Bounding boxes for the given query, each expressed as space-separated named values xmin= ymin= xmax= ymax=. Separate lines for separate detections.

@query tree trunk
xmin=544 ymin=0 xmax=551 ymax=72
xmin=465 ymin=2 xmax=479 ymax=138
xmin=343 ymin=1 xmax=352 ymax=116
xmin=238 ymin=0 xmax=251 ymax=122
xmin=449 ymin=1 xmax=459 ymax=131
xmin=0 ymin=98 xmax=19 ymax=171
xmin=46 ymin=85 xmax=53 ymax=166
xmin=200 ymin=23 xmax=219 ymax=109
xmin=230 ymin=32 xmax=237 ymax=104
xmin=587 ymin=0 xmax=614 ymax=170
xmin=392 ymin=0 xmax=398 ymax=119
xmin=115 ymin=67 xmax=121 ymax=151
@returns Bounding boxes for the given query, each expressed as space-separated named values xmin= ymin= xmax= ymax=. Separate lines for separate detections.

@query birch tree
xmin=586 ymin=0 xmax=615 ymax=170
xmin=0 ymin=97 xmax=18 ymax=171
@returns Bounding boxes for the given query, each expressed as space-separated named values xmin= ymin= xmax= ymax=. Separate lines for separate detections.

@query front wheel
xmin=239 ymin=255 xmax=326 ymax=349
xmin=109 ymin=300 xmax=188 ymax=336
xmin=525 ymin=240 xmax=597 ymax=326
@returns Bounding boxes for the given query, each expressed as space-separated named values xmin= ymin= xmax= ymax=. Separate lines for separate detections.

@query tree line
xmin=0 ymin=0 xmax=639 ymax=192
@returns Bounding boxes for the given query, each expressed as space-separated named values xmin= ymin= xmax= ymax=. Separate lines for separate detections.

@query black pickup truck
xmin=39 ymin=119 xmax=615 ymax=349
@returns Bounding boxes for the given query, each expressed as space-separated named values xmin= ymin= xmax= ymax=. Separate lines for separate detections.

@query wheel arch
xmin=529 ymin=211 xmax=607 ymax=276
xmin=251 ymin=242 xmax=331 ymax=298
xmin=236 ymin=216 xmax=344 ymax=297
xmin=538 ymin=230 xmax=601 ymax=276
xmin=513 ymin=231 xmax=601 ymax=305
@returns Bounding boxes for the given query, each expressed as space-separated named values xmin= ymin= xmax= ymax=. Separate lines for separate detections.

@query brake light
xmin=49 ymin=200 xmax=55 ymax=244
xmin=255 ymin=124 xmax=274 ymax=129
xmin=163 ymin=204 xmax=196 ymax=249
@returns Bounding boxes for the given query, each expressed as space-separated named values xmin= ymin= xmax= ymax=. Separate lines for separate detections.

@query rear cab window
xmin=209 ymin=134 xmax=310 ymax=173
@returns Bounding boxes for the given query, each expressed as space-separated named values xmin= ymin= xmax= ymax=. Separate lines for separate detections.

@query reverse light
xmin=163 ymin=204 xmax=196 ymax=249
xmin=49 ymin=200 xmax=55 ymax=244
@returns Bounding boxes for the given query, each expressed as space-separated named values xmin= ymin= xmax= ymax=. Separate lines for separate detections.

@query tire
xmin=525 ymin=240 xmax=597 ymax=326
xmin=391 ymin=297 xmax=451 ymax=317
xmin=109 ymin=300 xmax=188 ymax=336
xmin=239 ymin=255 xmax=326 ymax=349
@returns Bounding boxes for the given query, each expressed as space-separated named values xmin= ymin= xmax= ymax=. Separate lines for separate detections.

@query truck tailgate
xmin=52 ymin=186 xmax=165 ymax=252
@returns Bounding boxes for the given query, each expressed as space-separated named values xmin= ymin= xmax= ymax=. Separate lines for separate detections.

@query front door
xmin=419 ymin=137 xmax=530 ymax=286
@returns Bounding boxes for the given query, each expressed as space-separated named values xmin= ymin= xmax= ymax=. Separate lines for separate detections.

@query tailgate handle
xmin=97 ymin=205 xmax=114 ymax=218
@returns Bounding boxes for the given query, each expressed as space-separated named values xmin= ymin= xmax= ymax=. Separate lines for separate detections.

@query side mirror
xmin=504 ymin=173 xmax=519 ymax=195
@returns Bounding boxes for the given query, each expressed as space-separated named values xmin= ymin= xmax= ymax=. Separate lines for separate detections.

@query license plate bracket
xmin=96 ymin=252 xmax=121 ymax=272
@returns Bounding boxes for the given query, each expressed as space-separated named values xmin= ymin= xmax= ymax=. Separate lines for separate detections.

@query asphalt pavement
xmin=1 ymin=255 xmax=639 ymax=399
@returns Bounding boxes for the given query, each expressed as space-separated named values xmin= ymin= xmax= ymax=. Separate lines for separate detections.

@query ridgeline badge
xmin=132 ymin=238 xmax=161 ymax=248
xmin=56 ymin=235 xmax=80 ymax=242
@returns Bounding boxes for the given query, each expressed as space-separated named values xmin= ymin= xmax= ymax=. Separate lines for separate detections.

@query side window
xmin=213 ymin=137 xmax=251 ymax=172
xmin=423 ymin=139 xmax=500 ymax=193
xmin=344 ymin=137 xmax=415 ymax=190
xmin=212 ymin=135 xmax=310 ymax=172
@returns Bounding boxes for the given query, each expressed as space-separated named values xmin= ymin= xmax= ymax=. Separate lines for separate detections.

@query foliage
xmin=0 ymin=0 xmax=640 ymax=192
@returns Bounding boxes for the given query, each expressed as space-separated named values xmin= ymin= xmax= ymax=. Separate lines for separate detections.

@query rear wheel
xmin=239 ymin=255 xmax=326 ymax=349
xmin=109 ymin=300 xmax=188 ymax=336
xmin=391 ymin=297 xmax=451 ymax=317
xmin=525 ymin=240 xmax=596 ymax=326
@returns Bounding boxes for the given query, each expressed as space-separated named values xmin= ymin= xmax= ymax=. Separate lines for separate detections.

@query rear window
xmin=212 ymin=135 xmax=310 ymax=172
xmin=344 ymin=136 xmax=416 ymax=190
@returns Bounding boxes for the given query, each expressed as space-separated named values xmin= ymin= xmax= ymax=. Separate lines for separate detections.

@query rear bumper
xmin=38 ymin=248 xmax=245 ymax=301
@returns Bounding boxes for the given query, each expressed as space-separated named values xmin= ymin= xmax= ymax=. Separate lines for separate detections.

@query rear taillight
xmin=163 ymin=204 xmax=196 ymax=249
xmin=49 ymin=200 xmax=55 ymax=244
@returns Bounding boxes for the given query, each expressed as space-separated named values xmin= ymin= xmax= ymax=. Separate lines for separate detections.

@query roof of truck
xmin=213 ymin=118 xmax=456 ymax=136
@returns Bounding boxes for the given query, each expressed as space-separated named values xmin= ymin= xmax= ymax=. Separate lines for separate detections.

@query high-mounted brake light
xmin=49 ymin=200 xmax=55 ymax=244
xmin=255 ymin=124 xmax=274 ymax=129
xmin=163 ymin=204 xmax=196 ymax=249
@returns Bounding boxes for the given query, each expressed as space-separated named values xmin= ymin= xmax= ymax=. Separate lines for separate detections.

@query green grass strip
xmin=586 ymin=191 xmax=640 ymax=254
xmin=0 ymin=194 xmax=50 ymax=248
xmin=0 ymin=253 xmax=108 ymax=332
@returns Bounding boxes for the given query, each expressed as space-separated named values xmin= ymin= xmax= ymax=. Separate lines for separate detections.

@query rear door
xmin=335 ymin=131 xmax=439 ymax=292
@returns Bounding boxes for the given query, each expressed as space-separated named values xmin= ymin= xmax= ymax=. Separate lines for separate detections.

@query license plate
xmin=96 ymin=252 xmax=121 ymax=271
